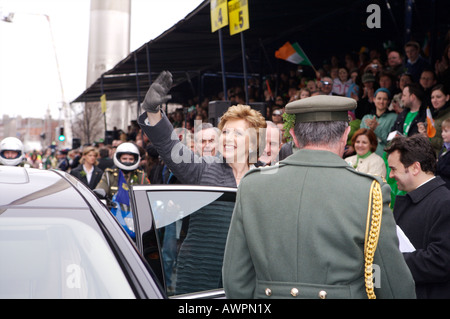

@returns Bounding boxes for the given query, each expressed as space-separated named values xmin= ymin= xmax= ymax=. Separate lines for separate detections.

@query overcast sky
xmin=0 ymin=0 xmax=204 ymax=119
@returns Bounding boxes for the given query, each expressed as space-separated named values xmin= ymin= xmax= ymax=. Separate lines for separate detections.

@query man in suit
xmin=386 ymin=134 xmax=450 ymax=298
xmin=222 ymin=95 xmax=416 ymax=299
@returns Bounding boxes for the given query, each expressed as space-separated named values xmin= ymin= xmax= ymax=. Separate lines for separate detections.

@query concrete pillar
xmin=86 ymin=0 xmax=131 ymax=142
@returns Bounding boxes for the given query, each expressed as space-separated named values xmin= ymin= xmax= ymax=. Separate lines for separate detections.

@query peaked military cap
xmin=285 ymin=95 xmax=356 ymax=122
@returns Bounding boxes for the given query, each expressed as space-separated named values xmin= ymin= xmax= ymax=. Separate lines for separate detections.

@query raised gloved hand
xmin=142 ymin=71 xmax=173 ymax=113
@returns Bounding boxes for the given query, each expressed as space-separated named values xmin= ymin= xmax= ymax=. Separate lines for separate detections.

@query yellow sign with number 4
xmin=210 ymin=0 xmax=228 ymax=32
xmin=228 ymin=0 xmax=249 ymax=36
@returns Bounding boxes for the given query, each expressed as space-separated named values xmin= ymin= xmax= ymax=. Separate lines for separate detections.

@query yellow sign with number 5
xmin=228 ymin=0 xmax=249 ymax=36
xmin=210 ymin=0 xmax=228 ymax=32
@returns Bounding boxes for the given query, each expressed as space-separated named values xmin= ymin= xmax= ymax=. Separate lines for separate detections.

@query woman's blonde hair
xmin=80 ymin=146 xmax=99 ymax=166
xmin=218 ymin=104 xmax=266 ymax=131
xmin=218 ymin=104 xmax=267 ymax=161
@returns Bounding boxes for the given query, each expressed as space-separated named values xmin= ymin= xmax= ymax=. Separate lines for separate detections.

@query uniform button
xmin=291 ymin=288 xmax=299 ymax=297
xmin=265 ymin=288 xmax=272 ymax=296
xmin=318 ymin=290 xmax=327 ymax=299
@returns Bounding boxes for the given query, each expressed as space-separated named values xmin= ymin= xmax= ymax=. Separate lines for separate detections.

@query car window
xmin=145 ymin=190 xmax=236 ymax=297
xmin=0 ymin=216 xmax=135 ymax=299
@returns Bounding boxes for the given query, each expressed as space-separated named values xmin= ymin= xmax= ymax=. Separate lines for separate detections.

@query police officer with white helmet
xmin=95 ymin=142 xmax=150 ymax=200
xmin=0 ymin=137 xmax=30 ymax=167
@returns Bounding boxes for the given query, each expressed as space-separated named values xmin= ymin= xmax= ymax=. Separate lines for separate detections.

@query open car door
xmin=130 ymin=185 xmax=237 ymax=299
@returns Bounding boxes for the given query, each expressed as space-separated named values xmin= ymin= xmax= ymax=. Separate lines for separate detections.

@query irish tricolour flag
xmin=426 ymin=107 xmax=436 ymax=138
xmin=275 ymin=42 xmax=313 ymax=66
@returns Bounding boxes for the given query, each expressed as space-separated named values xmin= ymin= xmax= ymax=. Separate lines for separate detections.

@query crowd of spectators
xmin=2 ymin=35 xmax=447 ymax=300
xmin=17 ymin=37 xmax=450 ymax=192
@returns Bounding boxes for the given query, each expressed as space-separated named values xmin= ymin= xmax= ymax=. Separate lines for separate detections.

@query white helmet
xmin=0 ymin=137 xmax=25 ymax=166
xmin=113 ymin=142 xmax=140 ymax=171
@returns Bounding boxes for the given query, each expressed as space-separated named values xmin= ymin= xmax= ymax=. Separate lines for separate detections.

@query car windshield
xmin=0 ymin=217 xmax=135 ymax=299
xmin=145 ymin=190 xmax=236 ymax=297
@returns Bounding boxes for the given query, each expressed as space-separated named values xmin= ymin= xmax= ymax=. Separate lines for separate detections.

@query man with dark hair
xmin=390 ymin=83 xmax=426 ymax=137
xmin=386 ymin=134 xmax=450 ymax=299
xmin=97 ymin=147 xmax=114 ymax=171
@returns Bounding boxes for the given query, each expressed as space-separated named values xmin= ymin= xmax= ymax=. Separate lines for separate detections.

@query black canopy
xmin=72 ymin=0 xmax=449 ymax=104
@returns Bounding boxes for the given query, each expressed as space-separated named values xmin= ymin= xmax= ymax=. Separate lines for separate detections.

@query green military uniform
xmin=96 ymin=167 xmax=150 ymax=200
xmin=222 ymin=96 xmax=416 ymax=299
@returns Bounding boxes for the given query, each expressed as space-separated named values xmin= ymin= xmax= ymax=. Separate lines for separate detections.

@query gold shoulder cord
xmin=364 ymin=180 xmax=383 ymax=299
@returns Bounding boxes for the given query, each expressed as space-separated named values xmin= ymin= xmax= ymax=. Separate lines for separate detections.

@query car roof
xmin=0 ymin=166 xmax=88 ymax=209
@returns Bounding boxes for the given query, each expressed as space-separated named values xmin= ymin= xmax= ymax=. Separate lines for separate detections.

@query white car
xmin=0 ymin=166 xmax=164 ymax=299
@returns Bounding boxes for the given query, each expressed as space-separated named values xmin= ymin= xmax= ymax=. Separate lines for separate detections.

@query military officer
xmin=0 ymin=137 xmax=31 ymax=167
xmin=96 ymin=142 xmax=149 ymax=200
xmin=222 ymin=95 xmax=416 ymax=299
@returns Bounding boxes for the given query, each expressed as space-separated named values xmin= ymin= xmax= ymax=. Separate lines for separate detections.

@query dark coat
xmin=437 ymin=148 xmax=450 ymax=190
xmin=97 ymin=157 xmax=114 ymax=171
xmin=406 ymin=56 xmax=431 ymax=83
xmin=70 ymin=165 xmax=104 ymax=190
xmin=390 ymin=107 xmax=427 ymax=137
xmin=393 ymin=176 xmax=450 ymax=299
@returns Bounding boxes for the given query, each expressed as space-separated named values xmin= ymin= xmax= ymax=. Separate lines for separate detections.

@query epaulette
xmin=105 ymin=167 xmax=119 ymax=177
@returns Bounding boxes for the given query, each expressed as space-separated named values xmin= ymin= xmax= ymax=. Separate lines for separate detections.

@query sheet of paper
xmin=387 ymin=130 xmax=404 ymax=141
xmin=396 ymin=225 xmax=415 ymax=252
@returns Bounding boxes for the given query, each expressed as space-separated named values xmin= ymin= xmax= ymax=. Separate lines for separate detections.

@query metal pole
xmin=218 ymin=28 xmax=228 ymax=100
xmin=384 ymin=0 xmax=402 ymax=46
xmin=404 ymin=0 xmax=413 ymax=45
xmin=430 ymin=0 xmax=437 ymax=62
xmin=146 ymin=43 xmax=152 ymax=84
xmin=101 ymin=75 xmax=107 ymax=142
xmin=240 ymin=32 xmax=249 ymax=104
xmin=134 ymin=52 xmax=141 ymax=119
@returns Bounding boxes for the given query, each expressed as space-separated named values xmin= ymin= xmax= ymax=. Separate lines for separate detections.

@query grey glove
xmin=142 ymin=71 xmax=173 ymax=113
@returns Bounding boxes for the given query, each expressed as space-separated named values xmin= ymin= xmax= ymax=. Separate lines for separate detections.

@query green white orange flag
xmin=275 ymin=42 xmax=313 ymax=66
xmin=426 ymin=107 xmax=436 ymax=138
